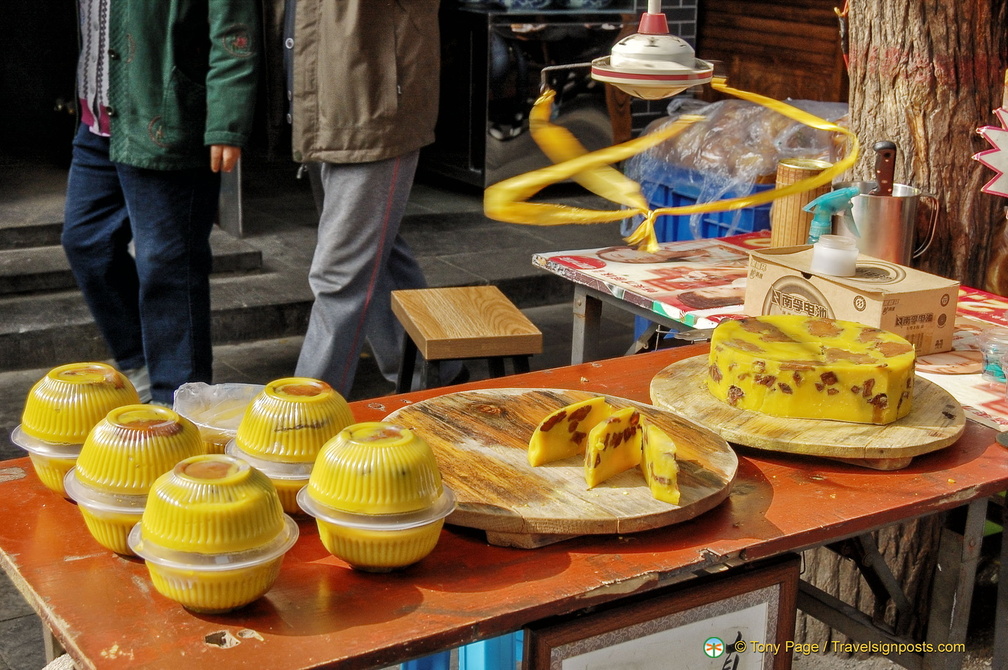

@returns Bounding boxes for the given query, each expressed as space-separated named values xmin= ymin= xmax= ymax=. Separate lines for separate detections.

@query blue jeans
xmin=62 ymin=124 xmax=219 ymax=405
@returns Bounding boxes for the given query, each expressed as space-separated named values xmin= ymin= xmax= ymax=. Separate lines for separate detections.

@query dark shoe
xmin=448 ymin=365 xmax=470 ymax=386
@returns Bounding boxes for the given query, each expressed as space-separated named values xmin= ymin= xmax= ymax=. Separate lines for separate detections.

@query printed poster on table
xmin=533 ymin=232 xmax=772 ymax=329
xmin=917 ymin=287 xmax=1008 ymax=431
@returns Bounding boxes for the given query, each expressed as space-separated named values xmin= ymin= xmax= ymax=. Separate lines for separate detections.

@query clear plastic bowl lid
xmin=297 ymin=485 xmax=456 ymax=532
xmin=127 ymin=514 xmax=299 ymax=571
xmin=10 ymin=425 xmax=83 ymax=458
xmin=63 ymin=468 xmax=148 ymax=513
xmin=225 ymin=439 xmax=314 ymax=480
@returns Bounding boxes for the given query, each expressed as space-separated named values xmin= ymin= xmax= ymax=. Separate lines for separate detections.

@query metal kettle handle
xmin=912 ymin=192 xmax=939 ymax=259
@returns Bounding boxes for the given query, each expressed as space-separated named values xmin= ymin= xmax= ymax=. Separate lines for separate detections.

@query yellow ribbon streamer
xmin=483 ymin=76 xmax=859 ymax=253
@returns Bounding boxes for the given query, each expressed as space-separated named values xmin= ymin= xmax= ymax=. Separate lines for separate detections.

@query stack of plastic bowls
xmin=13 ymin=362 xmax=140 ymax=496
xmin=173 ymin=382 xmax=265 ymax=454
xmin=128 ymin=454 xmax=299 ymax=613
xmin=226 ymin=378 xmax=354 ymax=514
xmin=297 ymin=422 xmax=456 ymax=572
xmin=63 ymin=405 xmax=206 ymax=555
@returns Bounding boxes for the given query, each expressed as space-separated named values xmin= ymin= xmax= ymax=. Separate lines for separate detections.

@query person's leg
xmin=62 ymin=124 xmax=146 ymax=374
xmin=296 ymin=152 xmax=424 ymax=397
xmin=117 ymin=163 xmax=219 ymax=405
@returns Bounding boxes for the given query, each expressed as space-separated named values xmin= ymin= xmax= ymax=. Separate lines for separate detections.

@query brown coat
xmin=286 ymin=0 xmax=441 ymax=164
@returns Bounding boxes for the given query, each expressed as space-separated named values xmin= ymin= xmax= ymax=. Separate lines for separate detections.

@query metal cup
xmin=833 ymin=181 xmax=938 ymax=265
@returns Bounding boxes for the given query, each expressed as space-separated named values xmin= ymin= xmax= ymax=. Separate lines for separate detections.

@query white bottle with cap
xmin=809 ymin=234 xmax=858 ymax=277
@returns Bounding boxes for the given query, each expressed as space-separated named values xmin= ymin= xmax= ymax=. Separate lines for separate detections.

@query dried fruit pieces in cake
xmin=706 ymin=315 xmax=915 ymax=424
xmin=527 ymin=396 xmax=612 ymax=466
xmin=584 ymin=407 xmax=643 ymax=489
xmin=640 ymin=424 xmax=680 ymax=505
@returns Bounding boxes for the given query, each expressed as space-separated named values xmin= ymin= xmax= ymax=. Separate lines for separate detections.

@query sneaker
xmin=122 ymin=365 xmax=152 ymax=404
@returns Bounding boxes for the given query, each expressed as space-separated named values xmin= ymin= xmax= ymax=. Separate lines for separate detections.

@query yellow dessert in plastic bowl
xmin=128 ymin=454 xmax=299 ymax=613
xmin=298 ymin=422 xmax=455 ymax=572
xmin=12 ymin=362 xmax=140 ymax=496
xmin=20 ymin=362 xmax=140 ymax=444
xmin=234 ymin=377 xmax=354 ymax=463
xmin=64 ymin=468 xmax=145 ymax=555
xmin=228 ymin=377 xmax=354 ymax=514
xmin=224 ymin=436 xmax=311 ymax=516
xmin=173 ymin=382 xmax=264 ymax=454
xmin=65 ymin=405 xmax=205 ymax=555
xmin=74 ymin=405 xmax=206 ymax=496
xmin=11 ymin=427 xmax=81 ymax=496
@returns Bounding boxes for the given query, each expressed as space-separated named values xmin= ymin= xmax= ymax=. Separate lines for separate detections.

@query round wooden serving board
xmin=650 ymin=356 xmax=966 ymax=470
xmin=384 ymin=388 xmax=737 ymax=549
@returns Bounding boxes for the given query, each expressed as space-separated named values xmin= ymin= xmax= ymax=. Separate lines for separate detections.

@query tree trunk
xmin=796 ymin=0 xmax=1008 ymax=651
xmin=846 ymin=0 xmax=1008 ymax=287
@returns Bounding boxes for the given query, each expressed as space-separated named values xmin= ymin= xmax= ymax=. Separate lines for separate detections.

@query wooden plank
xmin=384 ymin=388 xmax=737 ymax=546
xmin=703 ymin=0 xmax=839 ymax=25
xmin=391 ymin=286 xmax=543 ymax=361
xmin=650 ymin=356 xmax=965 ymax=466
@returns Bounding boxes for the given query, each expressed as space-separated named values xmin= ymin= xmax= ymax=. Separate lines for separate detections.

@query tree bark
xmin=846 ymin=0 xmax=1008 ymax=287
xmin=797 ymin=0 xmax=1008 ymax=651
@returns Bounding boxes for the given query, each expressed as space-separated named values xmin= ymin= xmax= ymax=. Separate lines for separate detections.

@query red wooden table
xmin=1 ymin=345 xmax=1006 ymax=669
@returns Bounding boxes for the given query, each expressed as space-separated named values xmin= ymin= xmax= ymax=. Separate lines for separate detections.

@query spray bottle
xmin=802 ymin=186 xmax=861 ymax=244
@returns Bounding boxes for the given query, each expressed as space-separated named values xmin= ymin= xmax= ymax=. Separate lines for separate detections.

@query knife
xmin=871 ymin=140 xmax=897 ymax=196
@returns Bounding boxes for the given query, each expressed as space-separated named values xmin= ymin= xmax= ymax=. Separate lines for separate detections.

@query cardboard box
xmin=744 ymin=245 xmax=959 ymax=355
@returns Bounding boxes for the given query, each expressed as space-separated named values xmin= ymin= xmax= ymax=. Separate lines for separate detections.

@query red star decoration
xmin=975 ymin=107 xmax=1008 ymax=198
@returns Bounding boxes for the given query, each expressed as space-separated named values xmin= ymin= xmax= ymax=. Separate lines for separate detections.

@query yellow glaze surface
xmin=316 ymin=519 xmax=444 ymax=573
xmin=235 ymin=378 xmax=353 ymax=463
xmin=641 ymin=424 xmax=681 ymax=505
xmin=307 ymin=422 xmax=443 ymax=515
xmin=79 ymin=506 xmax=143 ymax=556
xmin=20 ymin=362 xmax=139 ymax=444
xmin=527 ymin=396 xmax=612 ymax=466
xmin=707 ymin=315 xmax=915 ymax=425
xmin=142 ymin=455 xmax=287 ymax=554
xmin=74 ymin=405 xmax=205 ymax=496
xmin=584 ymin=407 xmax=643 ymax=489
xmin=145 ymin=557 xmax=284 ymax=613
xmin=28 ymin=453 xmax=77 ymax=497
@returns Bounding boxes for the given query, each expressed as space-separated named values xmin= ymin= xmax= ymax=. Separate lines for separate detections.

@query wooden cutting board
xmin=650 ymin=356 xmax=965 ymax=470
xmin=384 ymin=388 xmax=737 ymax=549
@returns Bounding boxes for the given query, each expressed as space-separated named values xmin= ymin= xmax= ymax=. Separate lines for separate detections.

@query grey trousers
xmin=295 ymin=152 xmax=429 ymax=397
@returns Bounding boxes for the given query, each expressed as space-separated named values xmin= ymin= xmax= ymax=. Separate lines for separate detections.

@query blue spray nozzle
xmin=802 ymin=185 xmax=862 ymax=244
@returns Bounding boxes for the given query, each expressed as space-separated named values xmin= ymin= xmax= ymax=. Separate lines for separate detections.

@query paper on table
xmin=917 ymin=307 xmax=1008 ymax=431
xmin=532 ymin=231 xmax=771 ymax=330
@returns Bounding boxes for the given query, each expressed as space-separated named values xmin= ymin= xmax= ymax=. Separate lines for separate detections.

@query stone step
xmin=0 ymin=227 xmax=264 ymax=296
xmin=0 ymin=261 xmax=575 ymax=372
xmin=0 ymin=268 xmax=312 ymax=371
xmin=0 ymin=220 xmax=62 ymax=250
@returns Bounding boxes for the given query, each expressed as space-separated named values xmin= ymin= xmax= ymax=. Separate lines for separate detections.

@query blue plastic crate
xmin=632 ymin=164 xmax=771 ymax=340
xmin=638 ymin=164 xmax=773 ymax=242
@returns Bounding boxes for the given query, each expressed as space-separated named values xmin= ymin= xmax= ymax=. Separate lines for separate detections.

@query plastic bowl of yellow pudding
xmin=64 ymin=405 xmax=206 ymax=554
xmin=229 ymin=377 xmax=354 ymax=514
xmin=224 ymin=438 xmax=312 ymax=514
xmin=128 ymin=454 xmax=298 ymax=613
xmin=173 ymin=382 xmax=264 ymax=454
xmin=12 ymin=362 xmax=140 ymax=496
xmin=297 ymin=422 xmax=455 ymax=572
xmin=234 ymin=377 xmax=354 ymax=462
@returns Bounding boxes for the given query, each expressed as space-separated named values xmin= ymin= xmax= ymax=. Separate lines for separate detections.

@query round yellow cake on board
xmin=707 ymin=315 xmax=915 ymax=425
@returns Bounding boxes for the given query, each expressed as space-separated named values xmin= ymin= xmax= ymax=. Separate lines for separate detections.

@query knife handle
xmin=872 ymin=140 xmax=897 ymax=196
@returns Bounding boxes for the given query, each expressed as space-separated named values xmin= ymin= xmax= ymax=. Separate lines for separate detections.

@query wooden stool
xmin=391 ymin=286 xmax=543 ymax=393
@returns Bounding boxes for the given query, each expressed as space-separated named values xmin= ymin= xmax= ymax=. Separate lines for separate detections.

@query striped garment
xmin=77 ymin=0 xmax=111 ymax=136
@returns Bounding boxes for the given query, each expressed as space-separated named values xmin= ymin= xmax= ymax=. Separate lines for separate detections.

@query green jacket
xmin=105 ymin=0 xmax=260 ymax=170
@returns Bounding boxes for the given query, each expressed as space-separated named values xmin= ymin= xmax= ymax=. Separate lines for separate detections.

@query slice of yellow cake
xmin=528 ymin=396 xmax=612 ymax=466
xmin=584 ymin=406 xmax=643 ymax=488
xmin=641 ymin=424 xmax=681 ymax=505
xmin=706 ymin=315 xmax=915 ymax=424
